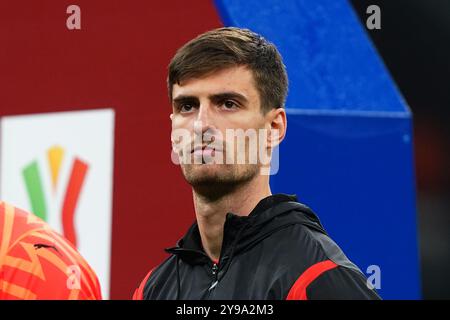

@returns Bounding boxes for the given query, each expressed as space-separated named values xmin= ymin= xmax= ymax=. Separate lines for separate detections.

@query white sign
xmin=0 ymin=109 xmax=115 ymax=299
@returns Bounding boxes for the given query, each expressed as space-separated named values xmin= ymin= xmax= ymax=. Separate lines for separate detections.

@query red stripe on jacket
xmin=132 ymin=269 xmax=154 ymax=300
xmin=286 ymin=260 xmax=338 ymax=300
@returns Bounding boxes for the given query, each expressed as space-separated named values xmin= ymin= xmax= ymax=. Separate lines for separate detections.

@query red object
xmin=0 ymin=1 xmax=223 ymax=298
xmin=286 ymin=260 xmax=338 ymax=300
xmin=132 ymin=268 xmax=154 ymax=300
xmin=62 ymin=158 xmax=89 ymax=247
xmin=0 ymin=202 xmax=102 ymax=299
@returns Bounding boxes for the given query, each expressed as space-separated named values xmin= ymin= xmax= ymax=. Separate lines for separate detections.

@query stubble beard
xmin=181 ymin=162 xmax=260 ymax=201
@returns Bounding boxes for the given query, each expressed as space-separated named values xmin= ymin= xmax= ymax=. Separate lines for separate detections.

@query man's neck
xmin=193 ymin=176 xmax=271 ymax=262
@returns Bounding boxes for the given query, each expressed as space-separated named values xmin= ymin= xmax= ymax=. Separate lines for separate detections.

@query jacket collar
xmin=165 ymin=194 xmax=299 ymax=265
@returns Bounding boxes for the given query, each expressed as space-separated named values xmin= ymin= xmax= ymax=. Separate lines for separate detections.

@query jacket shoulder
xmin=280 ymin=219 xmax=362 ymax=273
xmin=133 ymin=255 xmax=177 ymax=300
xmin=281 ymin=223 xmax=380 ymax=299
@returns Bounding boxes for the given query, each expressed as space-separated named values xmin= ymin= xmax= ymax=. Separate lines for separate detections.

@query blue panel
xmin=215 ymin=0 xmax=421 ymax=299
xmin=214 ymin=0 xmax=408 ymax=113
xmin=271 ymin=114 xmax=420 ymax=299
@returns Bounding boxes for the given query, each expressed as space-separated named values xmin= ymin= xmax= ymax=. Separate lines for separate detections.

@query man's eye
xmin=180 ymin=104 xmax=194 ymax=112
xmin=223 ymin=100 xmax=238 ymax=109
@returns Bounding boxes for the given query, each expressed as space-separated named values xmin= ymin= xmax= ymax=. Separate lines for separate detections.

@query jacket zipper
xmin=205 ymin=262 xmax=219 ymax=299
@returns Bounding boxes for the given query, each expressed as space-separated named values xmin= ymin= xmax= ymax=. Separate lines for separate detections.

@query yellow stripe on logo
xmin=47 ymin=145 xmax=65 ymax=192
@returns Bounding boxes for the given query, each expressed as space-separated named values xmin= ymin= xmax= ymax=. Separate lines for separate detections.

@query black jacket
xmin=134 ymin=194 xmax=381 ymax=300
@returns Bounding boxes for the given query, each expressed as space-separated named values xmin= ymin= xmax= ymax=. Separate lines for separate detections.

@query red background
xmin=0 ymin=0 xmax=222 ymax=299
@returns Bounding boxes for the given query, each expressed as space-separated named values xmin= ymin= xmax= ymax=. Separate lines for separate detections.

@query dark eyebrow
xmin=208 ymin=92 xmax=249 ymax=105
xmin=172 ymin=92 xmax=249 ymax=107
xmin=172 ymin=95 xmax=199 ymax=105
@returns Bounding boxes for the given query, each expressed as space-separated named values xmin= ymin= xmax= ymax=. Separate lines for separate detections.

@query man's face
xmin=170 ymin=66 xmax=272 ymax=192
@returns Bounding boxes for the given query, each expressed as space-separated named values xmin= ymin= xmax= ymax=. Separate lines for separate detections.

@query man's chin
xmin=182 ymin=164 xmax=227 ymax=186
xmin=181 ymin=163 xmax=259 ymax=198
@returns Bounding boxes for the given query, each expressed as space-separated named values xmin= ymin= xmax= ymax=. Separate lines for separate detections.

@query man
xmin=0 ymin=201 xmax=102 ymax=299
xmin=134 ymin=27 xmax=380 ymax=300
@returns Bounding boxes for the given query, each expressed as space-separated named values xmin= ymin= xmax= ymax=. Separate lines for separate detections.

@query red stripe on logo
xmin=62 ymin=158 xmax=88 ymax=247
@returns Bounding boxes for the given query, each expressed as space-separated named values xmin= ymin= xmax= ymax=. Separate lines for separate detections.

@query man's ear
xmin=170 ymin=113 xmax=174 ymax=121
xmin=266 ymin=108 xmax=287 ymax=149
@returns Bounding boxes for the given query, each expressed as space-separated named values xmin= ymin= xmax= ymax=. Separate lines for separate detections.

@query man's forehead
xmin=172 ymin=66 xmax=257 ymax=100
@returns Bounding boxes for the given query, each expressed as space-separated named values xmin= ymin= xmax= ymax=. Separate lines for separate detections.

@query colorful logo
xmin=2 ymin=109 xmax=114 ymax=298
xmin=22 ymin=145 xmax=89 ymax=247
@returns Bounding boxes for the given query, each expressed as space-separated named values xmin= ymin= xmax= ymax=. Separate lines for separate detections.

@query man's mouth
xmin=191 ymin=145 xmax=223 ymax=157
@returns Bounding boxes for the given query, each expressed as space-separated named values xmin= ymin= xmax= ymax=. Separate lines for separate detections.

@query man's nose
xmin=195 ymin=104 xmax=216 ymax=133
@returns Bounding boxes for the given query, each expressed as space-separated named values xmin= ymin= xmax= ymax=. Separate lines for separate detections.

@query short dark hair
xmin=168 ymin=27 xmax=288 ymax=113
